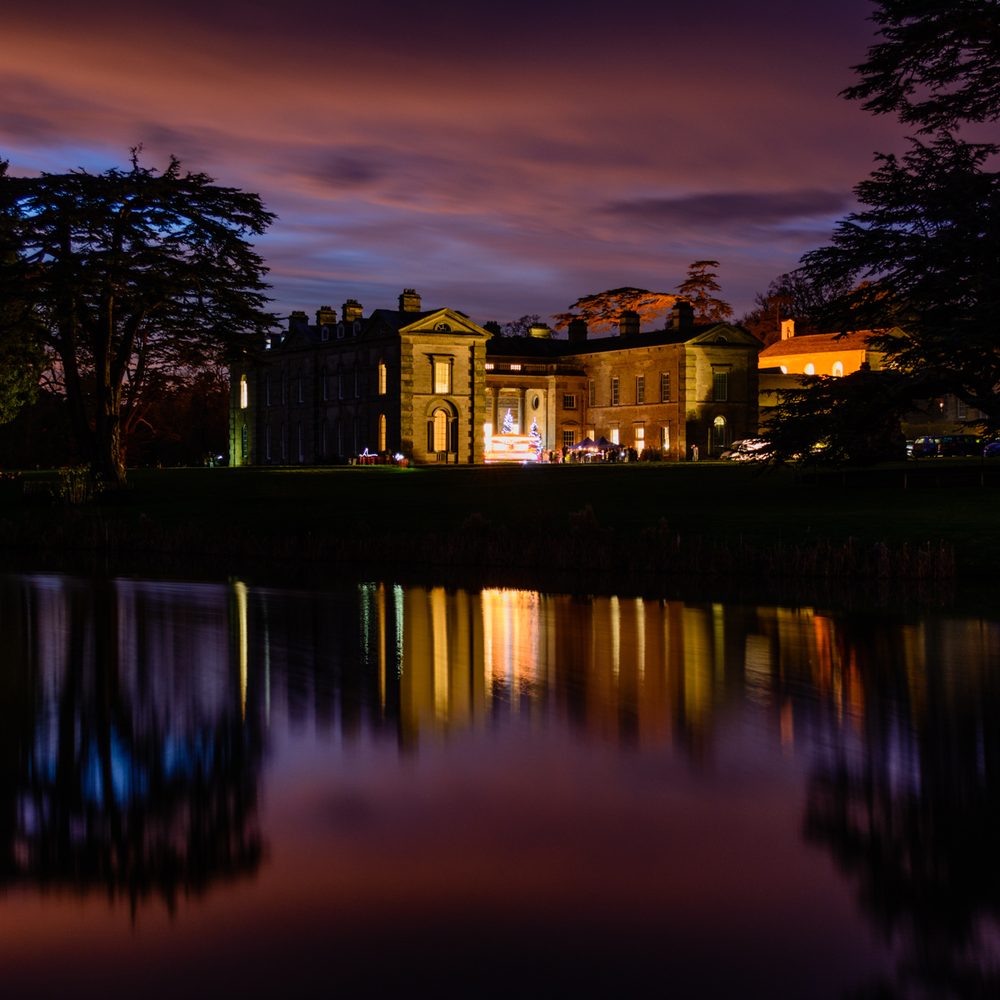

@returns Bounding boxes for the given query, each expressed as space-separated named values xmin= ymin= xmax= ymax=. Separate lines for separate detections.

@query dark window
xmin=588 ymin=380 xmax=595 ymax=407
xmin=636 ymin=375 xmax=645 ymax=404
xmin=713 ymin=370 xmax=729 ymax=402
xmin=563 ymin=393 xmax=576 ymax=410
xmin=660 ymin=372 xmax=670 ymax=402
xmin=611 ymin=377 xmax=620 ymax=406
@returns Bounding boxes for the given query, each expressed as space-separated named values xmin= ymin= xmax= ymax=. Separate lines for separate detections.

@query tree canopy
xmin=676 ymin=260 xmax=733 ymax=323
xmin=552 ymin=287 xmax=676 ymax=333
xmin=0 ymin=151 xmax=275 ymax=486
xmin=783 ymin=0 xmax=1000 ymax=450
xmin=844 ymin=0 xmax=1000 ymax=132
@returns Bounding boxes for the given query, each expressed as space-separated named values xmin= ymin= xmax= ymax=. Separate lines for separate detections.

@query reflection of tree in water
xmin=0 ymin=577 xmax=263 ymax=912
xmin=802 ymin=618 xmax=1000 ymax=995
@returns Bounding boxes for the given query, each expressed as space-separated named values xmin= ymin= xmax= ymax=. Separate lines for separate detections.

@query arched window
xmin=711 ymin=415 xmax=728 ymax=452
xmin=832 ymin=361 xmax=844 ymax=377
xmin=378 ymin=413 xmax=387 ymax=452
xmin=804 ymin=362 xmax=816 ymax=375
xmin=433 ymin=408 xmax=449 ymax=452
xmin=378 ymin=362 xmax=387 ymax=395
xmin=239 ymin=374 xmax=248 ymax=409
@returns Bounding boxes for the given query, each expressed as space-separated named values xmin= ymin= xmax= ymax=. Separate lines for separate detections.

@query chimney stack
xmin=342 ymin=299 xmax=364 ymax=323
xmin=528 ymin=323 xmax=552 ymax=339
xmin=781 ymin=318 xmax=795 ymax=340
xmin=316 ymin=305 xmax=337 ymax=328
xmin=671 ymin=300 xmax=694 ymax=330
xmin=399 ymin=288 xmax=422 ymax=313
xmin=288 ymin=310 xmax=309 ymax=333
xmin=619 ymin=310 xmax=640 ymax=337
xmin=568 ymin=317 xmax=588 ymax=344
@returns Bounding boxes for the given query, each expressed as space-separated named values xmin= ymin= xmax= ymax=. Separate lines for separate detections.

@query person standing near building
xmin=691 ymin=444 xmax=699 ymax=462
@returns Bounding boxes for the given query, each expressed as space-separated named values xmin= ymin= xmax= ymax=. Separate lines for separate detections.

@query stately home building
xmin=229 ymin=290 xmax=761 ymax=466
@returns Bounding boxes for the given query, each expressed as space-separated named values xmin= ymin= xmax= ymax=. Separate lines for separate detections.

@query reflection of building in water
xmin=381 ymin=586 xmax=751 ymax=749
xmin=2 ymin=574 xmax=263 ymax=909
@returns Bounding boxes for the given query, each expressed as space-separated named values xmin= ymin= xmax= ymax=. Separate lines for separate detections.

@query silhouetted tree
xmin=763 ymin=369 xmax=911 ymax=466
xmin=741 ymin=270 xmax=851 ymax=344
xmin=792 ymin=1 xmax=1000 ymax=436
xmin=844 ymin=0 xmax=1000 ymax=132
xmin=500 ymin=313 xmax=543 ymax=337
xmin=0 ymin=161 xmax=44 ymax=425
xmin=676 ymin=260 xmax=733 ymax=323
xmin=553 ymin=287 xmax=676 ymax=333
xmin=0 ymin=151 xmax=275 ymax=488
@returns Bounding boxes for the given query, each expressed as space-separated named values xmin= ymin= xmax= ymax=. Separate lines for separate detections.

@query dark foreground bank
xmin=1 ymin=462 xmax=996 ymax=605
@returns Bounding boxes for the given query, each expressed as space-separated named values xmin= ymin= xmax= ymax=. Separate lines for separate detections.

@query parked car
xmin=910 ymin=436 xmax=941 ymax=458
xmin=938 ymin=434 xmax=983 ymax=457
xmin=984 ymin=441 xmax=1000 ymax=459
xmin=720 ymin=438 xmax=771 ymax=462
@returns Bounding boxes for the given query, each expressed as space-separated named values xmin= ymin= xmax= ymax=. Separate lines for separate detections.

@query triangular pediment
xmin=399 ymin=308 xmax=490 ymax=339
xmin=687 ymin=323 xmax=761 ymax=348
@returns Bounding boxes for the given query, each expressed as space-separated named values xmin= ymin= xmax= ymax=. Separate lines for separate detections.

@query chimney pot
xmin=619 ymin=310 xmax=640 ymax=337
xmin=671 ymin=300 xmax=694 ymax=330
xmin=342 ymin=299 xmax=364 ymax=323
xmin=399 ymin=288 xmax=422 ymax=313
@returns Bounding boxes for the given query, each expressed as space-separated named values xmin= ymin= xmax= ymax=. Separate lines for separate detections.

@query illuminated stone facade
xmin=230 ymin=293 xmax=761 ymax=465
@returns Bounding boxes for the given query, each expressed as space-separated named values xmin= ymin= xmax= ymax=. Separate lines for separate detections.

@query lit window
xmin=434 ymin=358 xmax=451 ymax=394
xmin=660 ymin=373 xmax=670 ymax=402
xmin=804 ymin=362 xmax=816 ymax=376
xmin=378 ymin=413 xmax=387 ymax=451
xmin=661 ymin=425 xmax=670 ymax=450
xmin=635 ymin=425 xmax=644 ymax=453
xmin=611 ymin=377 xmax=620 ymax=406
xmin=510 ymin=363 xmax=522 ymax=372
xmin=712 ymin=370 xmax=728 ymax=402
xmin=832 ymin=361 xmax=844 ymax=377
xmin=610 ymin=427 xmax=620 ymax=445
xmin=563 ymin=393 xmax=576 ymax=409
xmin=636 ymin=375 xmax=645 ymax=404
xmin=485 ymin=362 xmax=495 ymax=371
xmin=712 ymin=415 xmax=727 ymax=451
xmin=433 ymin=408 xmax=449 ymax=451
xmin=563 ymin=430 xmax=575 ymax=448
xmin=239 ymin=374 xmax=248 ymax=409
xmin=378 ymin=362 xmax=387 ymax=395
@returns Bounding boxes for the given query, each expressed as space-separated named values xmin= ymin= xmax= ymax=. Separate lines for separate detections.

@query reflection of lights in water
xmin=377 ymin=583 xmax=387 ymax=713
xmin=431 ymin=587 xmax=449 ymax=721
xmin=610 ymin=596 xmax=620 ymax=679
xmin=481 ymin=589 xmax=541 ymax=705
xmin=234 ymin=580 xmax=248 ymax=721
xmin=393 ymin=584 xmax=404 ymax=679
xmin=744 ymin=634 xmax=772 ymax=707
xmin=636 ymin=598 xmax=645 ymax=682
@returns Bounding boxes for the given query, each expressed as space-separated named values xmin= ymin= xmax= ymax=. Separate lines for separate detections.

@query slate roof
xmin=758 ymin=330 xmax=876 ymax=359
xmin=486 ymin=323 xmax=750 ymax=360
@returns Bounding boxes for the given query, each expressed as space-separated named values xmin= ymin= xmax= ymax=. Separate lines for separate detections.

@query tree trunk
xmin=93 ymin=378 xmax=127 ymax=490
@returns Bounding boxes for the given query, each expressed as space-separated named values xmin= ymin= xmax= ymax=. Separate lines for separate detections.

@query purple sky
xmin=2 ymin=0 xmax=906 ymax=326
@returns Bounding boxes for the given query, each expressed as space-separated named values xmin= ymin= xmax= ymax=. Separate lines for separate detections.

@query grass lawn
xmin=2 ymin=461 xmax=997 ymax=587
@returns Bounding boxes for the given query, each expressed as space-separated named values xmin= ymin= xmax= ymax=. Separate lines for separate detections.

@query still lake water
xmin=1 ymin=572 xmax=998 ymax=997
